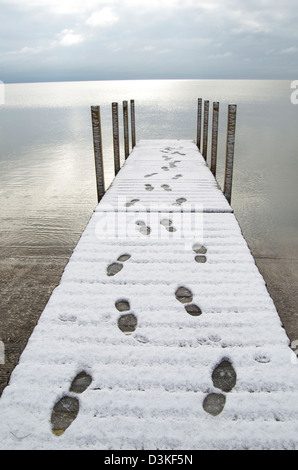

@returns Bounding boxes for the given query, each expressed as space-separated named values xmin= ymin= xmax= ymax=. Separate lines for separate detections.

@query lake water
xmin=0 ymin=80 xmax=298 ymax=331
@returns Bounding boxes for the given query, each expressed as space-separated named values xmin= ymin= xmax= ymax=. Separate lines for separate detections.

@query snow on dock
xmin=99 ymin=140 xmax=232 ymax=213
xmin=0 ymin=140 xmax=298 ymax=450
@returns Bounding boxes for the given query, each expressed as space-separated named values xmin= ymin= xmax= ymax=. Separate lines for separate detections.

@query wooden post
xmin=197 ymin=98 xmax=202 ymax=151
xmin=130 ymin=99 xmax=136 ymax=148
xmin=202 ymin=100 xmax=209 ymax=160
xmin=91 ymin=105 xmax=105 ymax=202
xmin=123 ymin=100 xmax=129 ymax=159
xmin=112 ymin=102 xmax=120 ymax=175
xmin=211 ymin=102 xmax=219 ymax=177
xmin=224 ymin=104 xmax=237 ymax=204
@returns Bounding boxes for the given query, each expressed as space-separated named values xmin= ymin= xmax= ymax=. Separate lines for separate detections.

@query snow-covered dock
xmin=1 ymin=140 xmax=298 ymax=450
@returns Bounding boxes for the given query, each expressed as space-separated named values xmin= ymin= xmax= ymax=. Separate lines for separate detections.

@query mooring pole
xmin=112 ymin=102 xmax=120 ymax=175
xmin=197 ymin=98 xmax=202 ymax=151
xmin=130 ymin=99 xmax=136 ymax=149
xmin=211 ymin=102 xmax=219 ymax=177
xmin=91 ymin=105 xmax=105 ymax=202
xmin=202 ymin=100 xmax=209 ymax=160
xmin=123 ymin=100 xmax=130 ymax=159
xmin=224 ymin=104 xmax=237 ymax=204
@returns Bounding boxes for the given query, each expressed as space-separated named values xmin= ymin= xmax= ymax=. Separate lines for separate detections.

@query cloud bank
xmin=0 ymin=0 xmax=297 ymax=82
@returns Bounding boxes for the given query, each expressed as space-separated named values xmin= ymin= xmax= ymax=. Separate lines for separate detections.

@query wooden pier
xmin=0 ymin=135 xmax=298 ymax=450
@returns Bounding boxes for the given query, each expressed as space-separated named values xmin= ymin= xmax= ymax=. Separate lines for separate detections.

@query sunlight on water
xmin=4 ymin=79 xmax=288 ymax=108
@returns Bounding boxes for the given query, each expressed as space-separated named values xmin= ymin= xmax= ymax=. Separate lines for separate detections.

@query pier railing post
xmin=197 ymin=98 xmax=202 ymax=151
xmin=91 ymin=105 xmax=105 ymax=202
xmin=211 ymin=102 xmax=219 ymax=177
xmin=130 ymin=99 xmax=136 ymax=149
xmin=112 ymin=102 xmax=120 ymax=176
xmin=123 ymin=100 xmax=130 ymax=159
xmin=224 ymin=104 xmax=237 ymax=204
xmin=202 ymin=100 xmax=209 ymax=160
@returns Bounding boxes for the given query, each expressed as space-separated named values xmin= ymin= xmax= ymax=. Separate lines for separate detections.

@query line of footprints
xmin=138 ymin=148 xmax=185 ymax=200
xmin=51 ymin=146 xmax=233 ymax=436
xmin=51 ymin=238 xmax=238 ymax=436
xmin=51 ymin=361 xmax=237 ymax=435
xmin=134 ymin=216 xmax=191 ymax=236
xmin=107 ymin=241 xmax=207 ymax=271
xmin=125 ymin=196 xmax=186 ymax=208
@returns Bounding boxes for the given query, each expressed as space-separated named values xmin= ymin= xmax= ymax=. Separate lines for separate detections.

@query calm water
xmin=0 ymin=79 xmax=298 ymax=258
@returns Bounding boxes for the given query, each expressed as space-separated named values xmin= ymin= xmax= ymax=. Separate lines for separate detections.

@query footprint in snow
xmin=136 ymin=220 xmax=151 ymax=236
xmin=172 ymin=174 xmax=183 ymax=180
xmin=125 ymin=198 xmax=140 ymax=208
xmin=51 ymin=371 xmax=92 ymax=436
xmin=161 ymin=184 xmax=172 ymax=192
xmin=192 ymin=243 xmax=207 ymax=264
xmin=160 ymin=218 xmax=177 ymax=233
xmin=145 ymin=184 xmax=154 ymax=192
xmin=115 ymin=299 xmax=149 ymax=343
xmin=107 ymin=254 xmax=131 ymax=277
xmin=169 ymin=160 xmax=181 ymax=168
xmin=202 ymin=359 xmax=237 ymax=416
xmin=175 ymin=286 xmax=202 ymax=316
xmin=173 ymin=197 xmax=187 ymax=206
xmin=115 ymin=299 xmax=138 ymax=334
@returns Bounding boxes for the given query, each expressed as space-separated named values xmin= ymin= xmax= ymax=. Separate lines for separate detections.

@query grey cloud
xmin=0 ymin=0 xmax=297 ymax=82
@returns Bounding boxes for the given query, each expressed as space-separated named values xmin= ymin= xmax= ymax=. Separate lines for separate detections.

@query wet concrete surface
xmin=0 ymin=248 xmax=72 ymax=397
xmin=255 ymin=256 xmax=298 ymax=346
xmin=0 ymin=246 xmax=298 ymax=398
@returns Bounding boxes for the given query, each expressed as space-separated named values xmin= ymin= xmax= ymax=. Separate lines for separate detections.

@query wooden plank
xmin=224 ymin=104 xmax=237 ymax=204
xmin=197 ymin=98 xmax=202 ymax=150
xmin=211 ymin=102 xmax=219 ymax=177
xmin=112 ymin=102 xmax=120 ymax=175
xmin=130 ymin=99 xmax=136 ymax=148
xmin=202 ymin=100 xmax=209 ymax=160
xmin=123 ymin=100 xmax=130 ymax=159
xmin=91 ymin=105 xmax=105 ymax=201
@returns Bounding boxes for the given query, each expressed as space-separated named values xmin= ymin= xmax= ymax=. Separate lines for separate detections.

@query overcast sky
xmin=0 ymin=0 xmax=298 ymax=83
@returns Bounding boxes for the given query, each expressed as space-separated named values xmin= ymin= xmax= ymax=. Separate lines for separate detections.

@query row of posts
xmin=91 ymin=98 xmax=237 ymax=204
xmin=91 ymin=99 xmax=136 ymax=202
xmin=197 ymin=98 xmax=237 ymax=204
